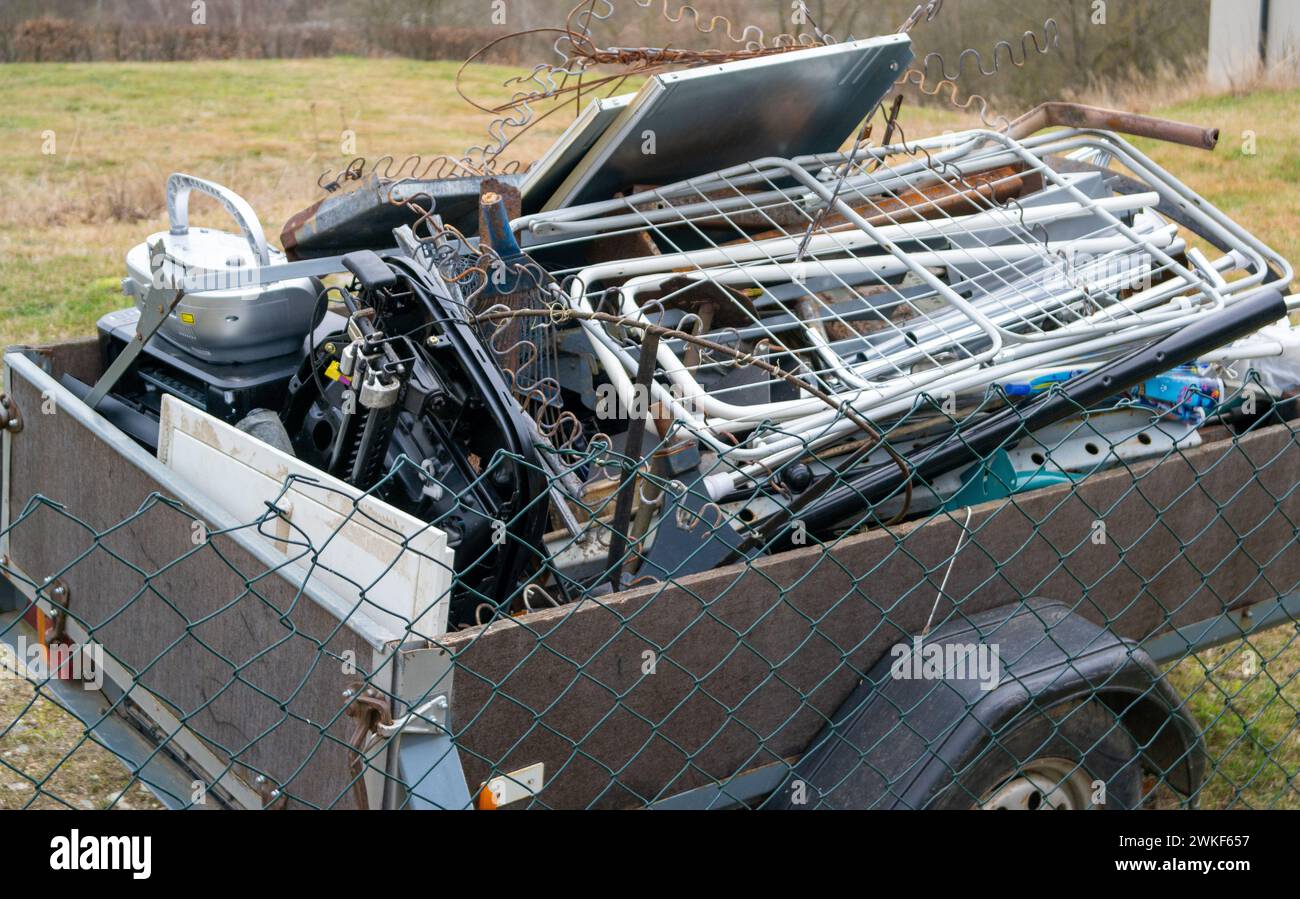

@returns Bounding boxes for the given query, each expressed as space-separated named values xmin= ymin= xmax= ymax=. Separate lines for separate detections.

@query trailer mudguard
xmin=769 ymin=599 xmax=1205 ymax=809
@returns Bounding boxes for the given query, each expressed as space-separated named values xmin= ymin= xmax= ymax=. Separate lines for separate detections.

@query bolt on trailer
xmin=3 ymin=32 xmax=1300 ymax=811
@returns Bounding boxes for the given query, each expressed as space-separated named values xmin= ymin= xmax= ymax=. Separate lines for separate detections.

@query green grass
xmin=0 ymin=58 xmax=540 ymax=180
xmin=1162 ymin=625 xmax=1300 ymax=808
xmin=2 ymin=58 xmax=1296 ymax=346
xmin=0 ymin=58 xmax=1297 ymax=809
xmin=1124 ymin=87 xmax=1300 ymax=284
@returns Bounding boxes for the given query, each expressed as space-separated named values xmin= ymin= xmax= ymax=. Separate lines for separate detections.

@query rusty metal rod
xmin=1005 ymin=101 xmax=1219 ymax=151
xmin=605 ymin=331 xmax=661 ymax=589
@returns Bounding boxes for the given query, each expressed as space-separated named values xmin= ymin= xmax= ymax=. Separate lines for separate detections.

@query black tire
xmin=929 ymin=699 xmax=1142 ymax=809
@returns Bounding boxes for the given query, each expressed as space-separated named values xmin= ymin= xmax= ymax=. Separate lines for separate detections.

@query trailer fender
xmin=771 ymin=599 xmax=1205 ymax=809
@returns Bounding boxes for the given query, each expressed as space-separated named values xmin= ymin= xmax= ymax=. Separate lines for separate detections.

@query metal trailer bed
xmin=4 ymin=332 xmax=1300 ymax=809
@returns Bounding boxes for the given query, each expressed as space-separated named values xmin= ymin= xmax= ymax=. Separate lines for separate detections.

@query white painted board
xmin=156 ymin=395 xmax=455 ymax=641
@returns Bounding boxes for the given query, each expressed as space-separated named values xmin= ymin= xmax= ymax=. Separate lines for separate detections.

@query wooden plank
xmin=443 ymin=419 xmax=1300 ymax=808
xmin=3 ymin=356 xmax=385 ymax=809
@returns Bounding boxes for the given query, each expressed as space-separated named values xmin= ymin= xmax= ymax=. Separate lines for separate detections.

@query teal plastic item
xmin=942 ymin=450 xmax=1077 ymax=511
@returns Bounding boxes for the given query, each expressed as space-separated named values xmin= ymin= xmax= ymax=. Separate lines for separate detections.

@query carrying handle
xmin=166 ymin=172 xmax=271 ymax=266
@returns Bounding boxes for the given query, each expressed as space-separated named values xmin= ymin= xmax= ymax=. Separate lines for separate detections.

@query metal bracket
xmin=396 ymin=732 xmax=472 ymax=810
xmin=384 ymin=643 xmax=469 ymax=809
xmin=84 ymin=240 xmax=183 ymax=411
xmin=0 ymin=392 xmax=21 ymax=434
xmin=42 ymin=576 xmax=71 ymax=643
xmin=376 ymin=693 xmax=449 ymax=737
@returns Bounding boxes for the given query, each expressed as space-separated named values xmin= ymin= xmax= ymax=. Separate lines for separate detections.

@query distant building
xmin=1209 ymin=0 xmax=1300 ymax=86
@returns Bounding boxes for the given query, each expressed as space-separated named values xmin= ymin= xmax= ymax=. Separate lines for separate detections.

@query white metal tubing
xmin=705 ymin=250 xmax=1259 ymax=457
xmin=522 ymin=131 xmax=1293 ymax=490
xmin=560 ymin=155 xmax=1018 ymax=438
xmin=711 ymin=288 xmax=1293 ymax=488
xmin=609 ymin=230 xmax=1178 ymax=422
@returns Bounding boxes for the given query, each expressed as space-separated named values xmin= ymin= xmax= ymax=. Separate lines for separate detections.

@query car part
xmin=282 ymin=250 xmax=548 ymax=619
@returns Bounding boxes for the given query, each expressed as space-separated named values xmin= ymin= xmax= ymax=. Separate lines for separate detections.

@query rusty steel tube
xmin=1006 ymin=101 xmax=1220 ymax=151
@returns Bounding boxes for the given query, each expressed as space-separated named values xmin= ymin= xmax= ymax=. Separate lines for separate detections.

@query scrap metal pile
xmin=67 ymin=15 xmax=1298 ymax=631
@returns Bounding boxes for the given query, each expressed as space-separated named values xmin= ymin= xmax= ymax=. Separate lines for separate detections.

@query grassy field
xmin=2 ymin=58 xmax=1296 ymax=345
xmin=0 ymin=58 xmax=1296 ymax=809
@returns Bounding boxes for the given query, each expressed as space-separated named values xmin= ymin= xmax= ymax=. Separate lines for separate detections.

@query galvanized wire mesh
xmin=1 ymin=369 xmax=1297 ymax=810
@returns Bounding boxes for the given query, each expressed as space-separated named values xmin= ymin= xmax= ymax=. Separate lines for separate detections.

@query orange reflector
xmin=476 ymin=785 xmax=498 ymax=810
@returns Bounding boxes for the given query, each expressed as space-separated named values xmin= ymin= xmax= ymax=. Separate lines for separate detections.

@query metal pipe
xmin=754 ymin=287 xmax=1288 ymax=550
xmin=1005 ymin=102 xmax=1220 ymax=151
xmin=604 ymin=331 xmax=661 ymax=588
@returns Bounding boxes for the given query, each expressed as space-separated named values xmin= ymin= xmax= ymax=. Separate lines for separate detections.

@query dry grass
xmin=0 ymin=644 xmax=161 ymax=810
xmin=1064 ymin=57 xmax=1300 ymax=114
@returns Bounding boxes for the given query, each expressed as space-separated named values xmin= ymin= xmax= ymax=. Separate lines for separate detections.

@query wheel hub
xmin=979 ymin=758 xmax=1096 ymax=810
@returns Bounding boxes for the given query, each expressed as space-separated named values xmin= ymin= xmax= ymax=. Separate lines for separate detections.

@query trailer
xmin=4 ymin=325 xmax=1299 ymax=809
xmin=2 ymin=29 xmax=1298 ymax=809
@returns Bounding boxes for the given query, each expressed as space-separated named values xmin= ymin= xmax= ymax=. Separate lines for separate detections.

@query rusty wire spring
xmin=316 ymin=154 xmax=525 ymax=194
xmin=368 ymin=178 xmax=519 ymax=298
xmin=384 ymin=186 xmax=470 ymax=245
xmin=916 ymin=18 xmax=1060 ymax=83
xmin=899 ymin=0 xmax=944 ymax=33
xmin=483 ymin=310 xmax=584 ymax=451
xmin=347 ymin=185 xmax=579 ymax=448
xmin=420 ymin=242 xmax=584 ymax=453
xmin=895 ymin=66 xmax=1007 ymax=129
xmin=880 ymin=23 xmax=1071 ymax=267
xmin=896 ymin=16 xmax=1061 ymax=130
xmin=630 ymin=0 xmax=825 ymax=51
xmin=457 ymin=0 xmax=622 ymax=164
xmin=457 ymin=0 xmax=830 ymax=167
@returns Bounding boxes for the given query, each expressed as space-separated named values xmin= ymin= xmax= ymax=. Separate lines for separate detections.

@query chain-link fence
xmin=2 ymin=351 xmax=1297 ymax=810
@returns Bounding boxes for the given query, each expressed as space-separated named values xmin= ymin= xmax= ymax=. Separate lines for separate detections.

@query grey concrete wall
xmin=1267 ymin=0 xmax=1300 ymax=64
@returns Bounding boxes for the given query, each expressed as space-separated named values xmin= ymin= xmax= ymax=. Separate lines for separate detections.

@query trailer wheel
xmin=935 ymin=699 xmax=1142 ymax=810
